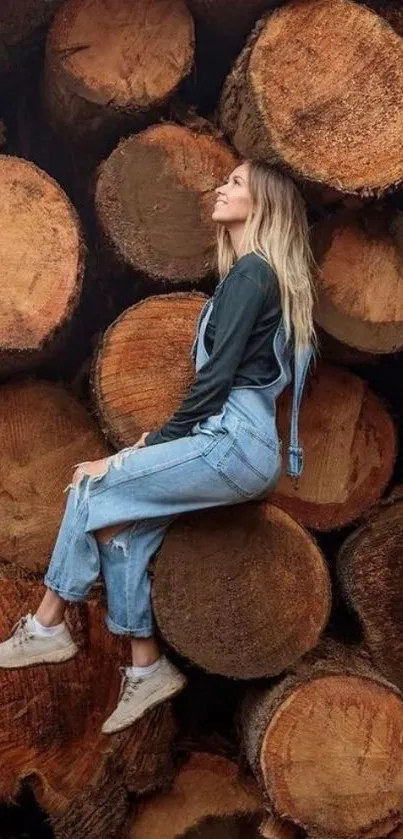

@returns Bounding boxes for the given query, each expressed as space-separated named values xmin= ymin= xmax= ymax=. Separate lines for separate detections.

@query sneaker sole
xmin=102 ymin=675 xmax=187 ymax=735
xmin=0 ymin=642 xmax=78 ymax=668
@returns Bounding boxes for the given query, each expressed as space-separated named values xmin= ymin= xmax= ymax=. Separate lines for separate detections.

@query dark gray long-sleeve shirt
xmin=145 ymin=253 xmax=282 ymax=447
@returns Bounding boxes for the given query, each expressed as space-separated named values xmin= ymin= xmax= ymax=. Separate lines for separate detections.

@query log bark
xmin=126 ymin=752 xmax=263 ymax=838
xmin=0 ymin=379 xmax=109 ymax=577
xmin=0 ymin=0 xmax=62 ymax=83
xmin=241 ymin=640 xmax=403 ymax=839
xmin=152 ymin=503 xmax=331 ymax=679
xmin=43 ymin=0 xmax=195 ymax=154
xmin=94 ymin=123 xmax=237 ymax=283
xmin=271 ymin=361 xmax=396 ymax=531
xmin=0 ymin=155 xmax=84 ymax=377
xmin=0 ymin=579 xmax=176 ymax=839
xmin=218 ymin=0 xmax=403 ymax=198
xmin=312 ymin=208 xmax=403 ymax=353
xmin=92 ymin=293 xmax=207 ymax=448
xmin=336 ymin=486 xmax=403 ymax=693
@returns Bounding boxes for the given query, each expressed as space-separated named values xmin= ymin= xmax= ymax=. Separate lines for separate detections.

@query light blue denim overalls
xmin=44 ymin=283 xmax=313 ymax=637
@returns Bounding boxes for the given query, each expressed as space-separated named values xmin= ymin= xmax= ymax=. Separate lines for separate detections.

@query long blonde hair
xmin=217 ymin=160 xmax=318 ymax=353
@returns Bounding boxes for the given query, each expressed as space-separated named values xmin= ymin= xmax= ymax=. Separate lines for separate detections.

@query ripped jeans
xmin=44 ymin=417 xmax=282 ymax=637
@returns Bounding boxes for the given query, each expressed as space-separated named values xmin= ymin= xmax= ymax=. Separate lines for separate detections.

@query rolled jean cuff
xmin=44 ymin=577 xmax=89 ymax=603
xmin=105 ymin=614 xmax=154 ymax=638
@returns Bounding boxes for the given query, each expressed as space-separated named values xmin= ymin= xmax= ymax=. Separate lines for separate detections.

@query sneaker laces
xmin=117 ymin=666 xmax=142 ymax=703
xmin=10 ymin=613 xmax=35 ymax=647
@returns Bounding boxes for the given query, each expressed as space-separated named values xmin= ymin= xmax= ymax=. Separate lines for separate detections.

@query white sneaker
xmin=0 ymin=613 xmax=78 ymax=668
xmin=102 ymin=656 xmax=187 ymax=735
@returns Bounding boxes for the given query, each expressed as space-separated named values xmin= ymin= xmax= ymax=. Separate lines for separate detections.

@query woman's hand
xmin=133 ymin=431 xmax=149 ymax=448
xmin=71 ymin=456 xmax=112 ymax=487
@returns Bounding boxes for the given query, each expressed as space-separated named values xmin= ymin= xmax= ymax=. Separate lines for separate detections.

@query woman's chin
xmin=212 ymin=208 xmax=227 ymax=223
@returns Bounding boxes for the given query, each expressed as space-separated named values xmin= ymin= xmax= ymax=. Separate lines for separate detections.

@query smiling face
xmin=212 ymin=162 xmax=253 ymax=225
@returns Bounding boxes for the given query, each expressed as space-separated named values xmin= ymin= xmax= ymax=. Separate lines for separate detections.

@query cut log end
xmin=219 ymin=0 xmax=403 ymax=196
xmin=152 ymin=504 xmax=330 ymax=679
xmin=260 ymin=675 xmax=403 ymax=837
xmin=95 ymin=123 xmax=237 ymax=281
xmin=0 ymin=155 xmax=84 ymax=355
xmin=313 ymin=210 xmax=403 ymax=353
xmin=0 ymin=380 xmax=109 ymax=576
xmin=127 ymin=752 xmax=263 ymax=838
xmin=0 ymin=579 xmax=176 ymax=832
xmin=272 ymin=362 xmax=396 ymax=530
xmin=337 ymin=494 xmax=403 ymax=693
xmin=93 ymin=293 xmax=207 ymax=448
xmin=44 ymin=0 xmax=194 ymax=142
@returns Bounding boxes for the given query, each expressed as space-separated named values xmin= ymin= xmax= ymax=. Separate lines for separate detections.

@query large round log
xmin=94 ymin=123 xmax=237 ymax=283
xmin=152 ymin=503 xmax=331 ymax=679
xmin=241 ymin=641 xmax=403 ymax=839
xmin=127 ymin=752 xmax=263 ymax=838
xmin=43 ymin=0 xmax=194 ymax=153
xmin=0 ymin=380 xmax=109 ymax=577
xmin=0 ymin=155 xmax=84 ymax=376
xmin=336 ymin=486 xmax=403 ymax=693
xmin=218 ymin=0 xmax=403 ymax=197
xmin=0 ymin=578 xmax=176 ymax=839
xmin=93 ymin=293 xmax=207 ymax=448
xmin=271 ymin=361 xmax=396 ymax=531
xmin=312 ymin=208 xmax=403 ymax=353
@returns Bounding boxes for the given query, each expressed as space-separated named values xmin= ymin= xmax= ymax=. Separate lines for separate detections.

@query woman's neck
xmin=228 ymin=223 xmax=247 ymax=258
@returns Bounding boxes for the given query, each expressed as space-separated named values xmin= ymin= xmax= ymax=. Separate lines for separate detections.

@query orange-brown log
xmin=312 ymin=208 xmax=403 ymax=353
xmin=218 ymin=0 xmax=403 ymax=198
xmin=126 ymin=752 xmax=263 ymax=838
xmin=0 ymin=155 xmax=84 ymax=376
xmin=94 ymin=123 xmax=237 ymax=282
xmin=0 ymin=578 xmax=176 ymax=839
xmin=152 ymin=503 xmax=330 ymax=679
xmin=336 ymin=485 xmax=403 ymax=693
xmin=0 ymin=0 xmax=62 ymax=81
xmin=241 ymin=641 xmax=403 ymax=839
xmin=43 ymin=0 xmax=194 ymax=152
xmin=271 ymin=361 xmax=396 ymax=531
xmin=92 ymin=293 xmax=207 ymax=448
xmin=0 ymin=380 xmax=109 ymax=577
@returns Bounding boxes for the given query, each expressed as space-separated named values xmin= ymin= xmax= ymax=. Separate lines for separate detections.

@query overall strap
xmin=287 ymin=341 xmax=314 ymax=478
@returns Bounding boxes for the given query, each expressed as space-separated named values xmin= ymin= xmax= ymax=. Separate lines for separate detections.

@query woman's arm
xmin=144 ymin=263 xmax=279 ymax=446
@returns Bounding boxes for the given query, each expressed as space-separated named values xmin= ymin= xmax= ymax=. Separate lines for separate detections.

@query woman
xmin=0 ymin=160 xmax=317 ymax=734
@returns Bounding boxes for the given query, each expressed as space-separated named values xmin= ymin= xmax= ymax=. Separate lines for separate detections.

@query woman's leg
xmin=36 ymin=589 xmax=66 ymax=626
xmin=96 ymin=522 xmax=161 ymax=667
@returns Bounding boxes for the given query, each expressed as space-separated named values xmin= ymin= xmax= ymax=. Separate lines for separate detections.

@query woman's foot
xmin=102 ymin=656 xmax=187 ymax=735
xmin=0 ymin=613 xmax=78 ymax=668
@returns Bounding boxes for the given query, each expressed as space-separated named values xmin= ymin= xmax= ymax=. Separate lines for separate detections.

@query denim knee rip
xmin=63 ymin=445 xmax=140 ymax=508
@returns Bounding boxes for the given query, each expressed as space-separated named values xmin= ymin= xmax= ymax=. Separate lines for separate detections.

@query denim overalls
xmin=44 ymin=286 xmax=313 ymax=637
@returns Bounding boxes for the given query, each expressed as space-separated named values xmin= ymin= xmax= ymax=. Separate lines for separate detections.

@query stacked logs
xmin=1 ymin=0 xmax=403 ymax=838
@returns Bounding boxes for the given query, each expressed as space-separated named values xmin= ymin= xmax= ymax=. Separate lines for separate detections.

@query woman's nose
xmin=215 ymin=184 xmax=225 ymax=195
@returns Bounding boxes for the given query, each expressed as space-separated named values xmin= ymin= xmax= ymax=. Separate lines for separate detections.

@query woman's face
xmin=212 ymin=162 xmax=253 ymax=225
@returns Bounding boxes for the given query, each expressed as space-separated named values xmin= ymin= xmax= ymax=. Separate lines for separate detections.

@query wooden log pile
xmin=1 ymin=0 xmax=403 ymax=838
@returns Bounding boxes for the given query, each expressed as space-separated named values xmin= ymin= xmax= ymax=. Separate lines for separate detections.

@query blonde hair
xmin=217 ymin=160 xmax=318 ymax=353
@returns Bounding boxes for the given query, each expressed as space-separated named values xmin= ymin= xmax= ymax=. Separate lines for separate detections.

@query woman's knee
xmin=95 ymin=522 xmax=134 ymax=545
